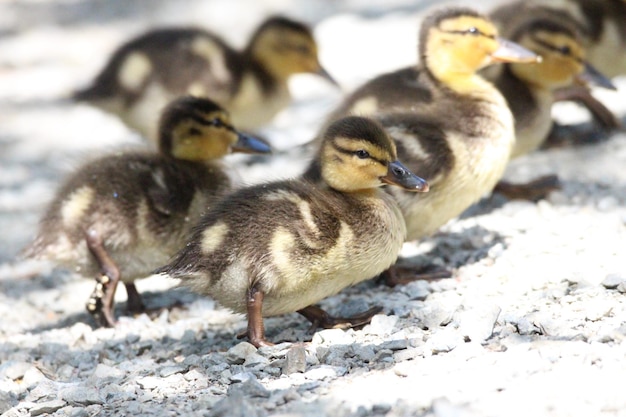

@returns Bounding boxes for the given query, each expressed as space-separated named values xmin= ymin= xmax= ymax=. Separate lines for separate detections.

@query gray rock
xmin=228 ymin=377 xmax=270 ymax=398
xmin=209 ymin=391 xmax=263 ymax=417
xmin=29 ymin=399 xmax=66 ymax=416
xmin=311 ymin=328 xmax=354 ymax=345
xmin=0 ymin=361 xmax=32 ymax=381
xmin=21 ymin=367 xmax=48 ymax=388
xmin=59 ymin=385 xmax=104 ymax=405
xmin=320 ymin=344 xmax=353 ymax=366
xmin=226 ymin=342 xmax=258 ymax=365
xmin=91 ymin=363 xmax=124 ymax=380
xmin=159 ymin=364 xmax=188 ymax=377
xmin=25 ymin=379 xmax=58 ymax=402
xmin=353 ymin=344 xmax=376 ymax=362
xmin=364 ymin=314 xmax=398 ymax=336
xmin=304 ymin=365 xmax=340 ymax=381
xmin=283 ymin=345 xmax=307 ymax=374
xmin=602 ymin=273 xmax=626 ymax=289
xmin=425 ymin=328 xmax=464 ymax=354
xmin=455 ymin=303 xmax=501 ymax=343
xmin=0 ymin=390 xmax=18 ymax=414
xmin=378 ymin=338 xmax=409 ymax=351
xmin=136 ymin=376 xmax=164 ymax=390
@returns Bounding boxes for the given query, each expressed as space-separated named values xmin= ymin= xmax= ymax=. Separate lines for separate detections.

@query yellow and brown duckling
xmin=156 ymin=116 xmax=428 ymax=347
xmin=489 ymin=2 xmax=620 ymax=142
xmin=541 ymin=0 xmax=626 ymax=79
xmin=73 ymin=16 xmax=337 ymax=143
xmin=487 ymin=5 xmax=616 ymax=158
xmin=309 ymin=7 xmax=538 ymax=263
xmin=21 ymin=96 xmax=271 ymax=327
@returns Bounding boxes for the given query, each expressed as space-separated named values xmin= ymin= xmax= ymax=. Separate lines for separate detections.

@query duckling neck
xmin=423 ymin=53 xmax=496 ymax=97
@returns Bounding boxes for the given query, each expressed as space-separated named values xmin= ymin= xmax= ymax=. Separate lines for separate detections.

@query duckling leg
xmin=553 ymin=86 xmax=621 ymax=132
xmin=493 ymin=175 xmax=560 ymax=202
xmin=244 ymin=285 xmax=274 ymax=348
xmin=124 ymin=283 xmax=146 ymax=314
xmin=85 ymin=229 xmax=120 ymax=327
xmin=378 ymin=265 xmax=452 ymax=287
xmin=297 ymin=305 xmax=383 ymax=332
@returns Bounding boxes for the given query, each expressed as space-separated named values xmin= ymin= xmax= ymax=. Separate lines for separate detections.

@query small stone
xmin=0 ymin=361 xmax=32 ymax=381
xmin=59 ymin=385 xmax=103 ymax=405
xmin=393 ymin=346 xmax=424 ymax=363
xmin=304 ymin=365 xmax=339 ymax=381
xmin=353 ymin=345 xmax=376 ymax=362
xmin=399 ymin=280 xmax=431 ymax=300
xmin=230 ymin=371 xmax=255 ymax=383
xmin=136 ymin=376 xmax=163 ymax=390
xmin=283 ymin=345 xmax=307 ymax=374
xmin=617 ymin=282 xmax=626 ymax=294
xmin=379 ymin=338 xmax=409 ymax=351
xmin=425 ymin=328 xmax=463 ymax=354
xmin=455 ymin=304 xmax=501 ymax=343
xmin=209 ymin=391 xmax=261 ymax=417
xmin=311 ymin=328 xmax=354 ymax=345
xmin=29 ymin=399 xmax=66 ymax=416
xmin=22 ymin=367 xmax=48 ymax=387
xmin=320 ymin=345 xmax=353 ymax=366
xmin=363 ymin=314 xmax=398 ymax=336
xmin=228 ymin=377 xmax=270 ymax=398
xmin=183 ymin=354 xmax=202 ymax=367
xmin=183 ymin=369 xmax=204 ymax=382
xmin=602 ymin=273 xmax=626 ymax=289
xmin=0 ymin=390 xmax=18 ymax=413
xmin=226 ymin=342 xmax=257 ymax=365
xmin=159 ymin=365 xmax=188 ymax=378
xmin=91 ymin=363 xmax=124 ymax=380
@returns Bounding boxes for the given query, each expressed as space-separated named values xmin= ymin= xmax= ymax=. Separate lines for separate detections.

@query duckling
xmin=488 ymin=6 xmax=616 ymax=158
xmin=485 ymin=4 xmax=617 ymax=200
xmin=489 ymin=1 xmax=621 ymax=146
xmin=308 ymin=7 xmax=538 ymax=277
xmin=21 ymin=96 xmax=271 ymax=328
xmin=73 ymin=16 xmax=337 ymax=143
xmin=541 ymin=0 xmax=626 ymax=78
xmin=155 ymin=116 xmax=428 ymax=347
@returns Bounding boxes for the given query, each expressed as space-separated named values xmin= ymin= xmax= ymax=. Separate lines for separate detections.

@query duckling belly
xmin=510 ymin=93 xmax=554 ymax=159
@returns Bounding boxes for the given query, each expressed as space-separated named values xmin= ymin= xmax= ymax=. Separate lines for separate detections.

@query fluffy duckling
xmin=486 ymin=6 xmax=616 ymax=158
xmin=541 ymin=0 xmax=626 ymax=78
xmin=73 ymin=16 xmax=337 ymax=143
xmin=311 ymin=7 xmax=538 ymax=256
xmin=156 ymin=116 xmax=428 ymax=347
xmin=21 ymin=96 xmax=271 ymax=327
xmin=489 ymin=2 xmax=620 ymax=140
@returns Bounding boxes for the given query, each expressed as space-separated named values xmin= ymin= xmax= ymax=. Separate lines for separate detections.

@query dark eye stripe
xmin=531 ymin=36 xmax=581 ymax=61
xmin=443 ymin=28 xmax=495 ymax=39
xmin=189 ymin=114 xmax=236 ymax=133
xmin=333 ymin=143 xmax=387 ymax=166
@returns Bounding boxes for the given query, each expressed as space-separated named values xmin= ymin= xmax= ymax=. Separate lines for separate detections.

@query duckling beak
xmin=231 ymin=133 xmax=272 ymax=154
xmin=490 ymin=38 xmax=542 ymax=64
xmin=382 ymin=160 xmax=429 ymax=192
xmin=317 ymin=65 xmax=340 ymax=87
xmin=576 ymin=62 xmax=617 ymax=91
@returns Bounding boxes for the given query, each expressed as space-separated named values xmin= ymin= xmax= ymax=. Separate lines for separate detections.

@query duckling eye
xmin=210 ymin=118 xmax=225 ymax=128
xmin=559 ymin=45 xmax=572 ymax=55
xmin=467 ymin=27 xmax=480 ymax=36
xmin=355 ymin=150 xmax=370 ymax=159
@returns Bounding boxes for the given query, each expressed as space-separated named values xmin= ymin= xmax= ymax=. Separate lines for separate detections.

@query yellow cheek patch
xmin=201 ymin=221 xmax=229 ymax=254
xmin=61 ymin=186 xmax=95 ymax=228
xmin=118 ymin=52 xmax=152 ymax=92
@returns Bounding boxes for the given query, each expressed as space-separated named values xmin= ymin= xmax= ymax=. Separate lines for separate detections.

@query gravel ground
xmin=1 ymin=1 xmax=626 ymax=416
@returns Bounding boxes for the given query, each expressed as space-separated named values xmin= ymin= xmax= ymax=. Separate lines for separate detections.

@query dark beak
xmin=491 ymin=38 xmax=542 ymax=64
xmin=231 ymin=133 xmax=272 ymax=154
xmin=317 ymin=65 xmax=340 ymax=87
xmin=576 ymin=61 xmax=617 ymax=91
xmin=381 ymin=160 xmax=429 ymax=192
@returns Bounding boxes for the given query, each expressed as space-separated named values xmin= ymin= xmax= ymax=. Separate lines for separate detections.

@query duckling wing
xmin=378 ymin=113 xmax=453 ymax=188
xmin=327 ymin=67 xmax=433 ymax=122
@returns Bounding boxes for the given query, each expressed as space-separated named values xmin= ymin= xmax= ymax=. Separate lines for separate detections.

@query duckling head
xmin=246 ymin=16 xmax=337 ymax=85
xmin=159 ymin=96 xmax=271 ymax=161
xmin=420 ymin=7 xmax=539 ymax=87
xmin=507 ymin=18 xmax=616 ymax=91
xmin=318 ymin=116 xmax=429 ymax=194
